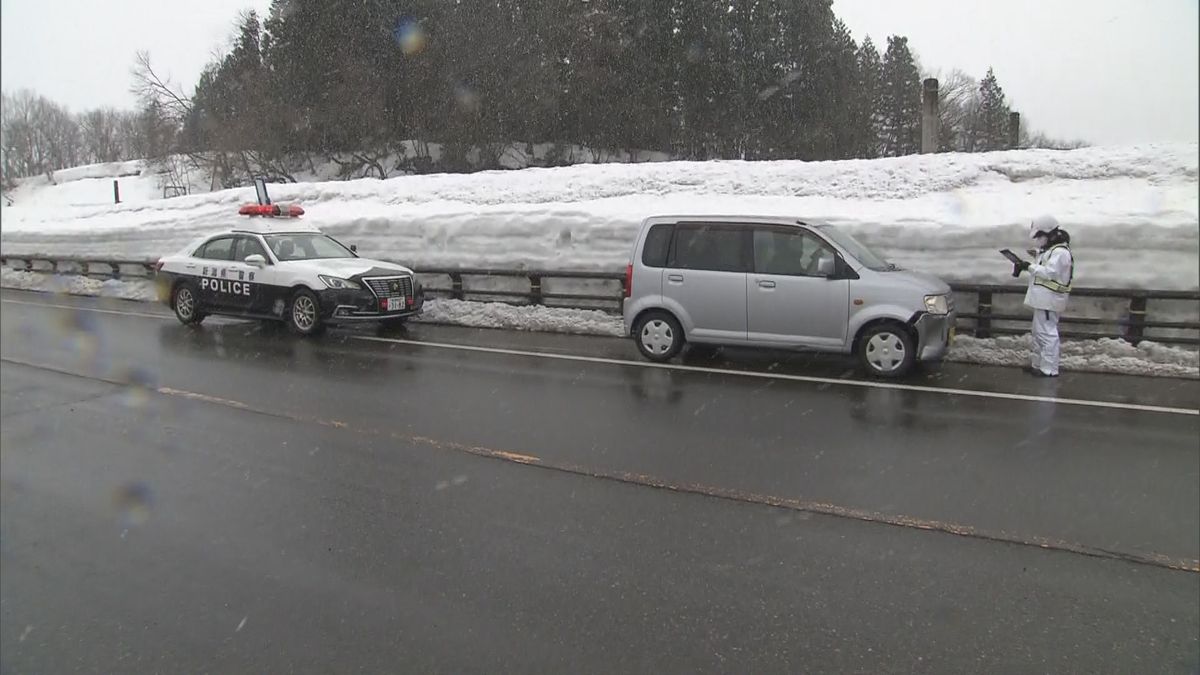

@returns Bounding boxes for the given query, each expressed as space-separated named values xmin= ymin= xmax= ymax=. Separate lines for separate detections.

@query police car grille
xmin=364 ymin=276 xmax=413 ymax=298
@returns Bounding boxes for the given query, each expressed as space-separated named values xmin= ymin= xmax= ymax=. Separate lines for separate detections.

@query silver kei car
xmin=621 ymin=215 xmax=956 ymax=378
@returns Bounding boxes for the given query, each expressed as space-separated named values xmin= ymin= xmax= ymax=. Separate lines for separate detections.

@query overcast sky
xmin=832 ymin=0 xmax=1199 ymax=145
xmin=2 ymin=0 xmax=1196 ymax=146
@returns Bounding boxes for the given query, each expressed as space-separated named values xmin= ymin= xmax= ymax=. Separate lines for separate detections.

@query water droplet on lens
xmin=112 ymin=482 xmax=154 ymax=528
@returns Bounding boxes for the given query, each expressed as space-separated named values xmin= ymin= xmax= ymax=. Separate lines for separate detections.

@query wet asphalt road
xmin=1 ymin=289 xmax=1197 ymax=673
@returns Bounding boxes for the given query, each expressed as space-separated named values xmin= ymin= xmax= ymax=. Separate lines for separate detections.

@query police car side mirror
xmin=244 ymin=254 xmax=267 ymax=266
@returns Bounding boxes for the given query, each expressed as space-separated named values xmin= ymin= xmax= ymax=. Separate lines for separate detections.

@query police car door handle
xmin=758 ymin=280 xmax=776 ymax=289
xmin=668 ymin=274 xmax=684 ymax=283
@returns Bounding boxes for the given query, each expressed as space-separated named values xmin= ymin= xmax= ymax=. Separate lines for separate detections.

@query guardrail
xmin=951 ymin=283 xmax=1200 ymax=346
xmin=3 ymin=253 xmax=1198 ymax=346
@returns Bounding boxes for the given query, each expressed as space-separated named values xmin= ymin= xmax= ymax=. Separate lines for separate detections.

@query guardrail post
xmin=22 ymin=258 xmax=32 ymax=272
xmin=450 ymin=273 xmax=464 ymax=300
xmin=1125 ymin=295 xmax=1147 ymax=345
xmin=50 ymin=260 xmax=58 ymax=273
xmin=109 ymin=263 xmax=121 ymax=279
xmin=529 ymin=275 xmax=543 ymax=305
xmin=976 ymin=290 xmax=992 ymax=339
xmin=80 ymin=261 xmax=90 ymax=276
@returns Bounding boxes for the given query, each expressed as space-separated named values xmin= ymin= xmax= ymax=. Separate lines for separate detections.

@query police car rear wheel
xmin=287 ymin=289 xmax=325 ymax=336
xmin=172 ymin=283 xmax=205 ymax=325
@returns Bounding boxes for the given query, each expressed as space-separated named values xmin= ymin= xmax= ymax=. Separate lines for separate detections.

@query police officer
xmin=1015 ymin=214 xmax=1074 ymax=377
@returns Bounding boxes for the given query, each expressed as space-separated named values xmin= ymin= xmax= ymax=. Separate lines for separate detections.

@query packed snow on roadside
xmin=948 ymin=334 xmax=1198 ymax=378
xmin=2 ymin=143 xmax=1197 ymax=289
xmin=1 ymin=269 xmax=157 ymax=302
xmin=417 ymin=298 xmax=624 ymax=336
xmin=4 ymin=270 xmax=1195 ymax=378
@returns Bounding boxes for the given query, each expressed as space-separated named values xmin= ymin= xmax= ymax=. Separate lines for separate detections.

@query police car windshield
xmin=816 ymin=224 xmax=891 ymax=272
xmin=264 ymin=233 xmax=355 ymax=261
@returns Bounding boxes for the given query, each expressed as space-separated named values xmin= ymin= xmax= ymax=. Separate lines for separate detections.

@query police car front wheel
xmin=286 ymin=288 xmax=326 ymax=336
xmin=172 ymin=282 xmax=206 ymax=325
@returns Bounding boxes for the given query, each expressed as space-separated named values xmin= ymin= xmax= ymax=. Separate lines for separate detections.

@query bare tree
xmin=130 ymin=51 xmax=206 ymax=192
xmin=130 ymin=51 xmax=192 ymax=124
xmin=79 ymin=108 xmax=124 ymax=163
xmin=0 ymin=89 xmax=87 ymax=180
xmin=930 ymin=69 xmax=979 ymax=152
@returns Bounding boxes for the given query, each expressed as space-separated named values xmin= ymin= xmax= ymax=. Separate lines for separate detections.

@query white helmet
xmin=1029 ymin=214 xmax=1060 ymax=240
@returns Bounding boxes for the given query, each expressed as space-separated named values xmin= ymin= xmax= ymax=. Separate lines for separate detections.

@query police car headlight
xmin=319 ymin=275 xmax=361 ymax=290
xmin=924 ymin=294 xmax=949 ymax=315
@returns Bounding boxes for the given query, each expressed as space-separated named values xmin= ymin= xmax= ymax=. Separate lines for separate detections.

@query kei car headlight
xmin=924 ymin=294 xmax=949 ymax=315
xmin=318 ymin=275 xmax=361 ymax=290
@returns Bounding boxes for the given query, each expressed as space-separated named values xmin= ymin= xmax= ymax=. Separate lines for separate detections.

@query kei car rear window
xmin=641 ymin=224 xmax=674 ymax=267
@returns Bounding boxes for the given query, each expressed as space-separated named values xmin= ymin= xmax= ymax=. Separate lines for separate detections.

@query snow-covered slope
xmin=2 ymin=144 xmax=1197 ymax=288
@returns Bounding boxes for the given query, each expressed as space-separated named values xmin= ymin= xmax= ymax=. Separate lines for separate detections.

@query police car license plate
xmin=387 ymin=297 xmax=406 ymax=312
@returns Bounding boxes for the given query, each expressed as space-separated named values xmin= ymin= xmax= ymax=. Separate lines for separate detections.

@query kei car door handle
xmin=668 ymin=274 xmax=684 ymax=283
xmin=758 ymin=280 xmax=776 ymax=289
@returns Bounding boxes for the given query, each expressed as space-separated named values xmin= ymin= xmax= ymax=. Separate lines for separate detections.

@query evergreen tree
xmin=852 ymin=36 xmax=882 ymax=158
xmin=878 ymin=35 xmax=921 ymax=156
xmin=975 ymin=67 xmax=1010 ymax=151
xmin=82 ymin=0 xmax=1084 ymax=179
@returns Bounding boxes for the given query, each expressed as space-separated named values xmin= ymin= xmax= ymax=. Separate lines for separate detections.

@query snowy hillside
xmin=2 ymin=144 xmax=1197 ymax=289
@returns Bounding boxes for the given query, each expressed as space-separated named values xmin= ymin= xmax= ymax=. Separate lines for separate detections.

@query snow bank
xmin=4 ymin=270 xmax=1195 ymax=378
xmin=418 ymin=298 xmax=624 ymax=336
xmin=2 ymin=144 xmax=1197 ymax=289
xmin=1 ymin=269 xmax=157 ymax=302
xmin=948 ymin=334 xmax=1198 ymax=378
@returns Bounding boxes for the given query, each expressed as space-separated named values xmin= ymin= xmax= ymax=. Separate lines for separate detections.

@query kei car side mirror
xmin=244 ymin=254 xmax=267 ymax=266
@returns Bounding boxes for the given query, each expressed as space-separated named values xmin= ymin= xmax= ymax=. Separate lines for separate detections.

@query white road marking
xmin=353 ymin=335 xmax=1200 ymax=417
xmin=3 ymin=295 xmax=1196 ymax=416
xmin=1 ymin=297 xmax=171 ymax=320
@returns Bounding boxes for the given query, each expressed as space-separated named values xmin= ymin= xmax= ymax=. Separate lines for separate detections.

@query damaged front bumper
xmin=912 ymin=311 xmax=956 ymax=361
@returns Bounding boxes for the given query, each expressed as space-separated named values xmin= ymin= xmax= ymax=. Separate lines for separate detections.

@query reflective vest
xmin=1033 ymin=244 xmax=1073 ymax=295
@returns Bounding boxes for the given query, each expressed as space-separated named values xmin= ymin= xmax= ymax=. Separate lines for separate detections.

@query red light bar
xmin=238 ymin=204 xmax=305 ymax=217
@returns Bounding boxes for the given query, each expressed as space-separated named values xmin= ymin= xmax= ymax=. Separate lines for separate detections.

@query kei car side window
xmin=196 ymin=237 xmax=235 ymax=261
xmin=669 ymin=225 xmax=751 ymax=273
xmin=753 ymin=228 xmax=837 ymax=277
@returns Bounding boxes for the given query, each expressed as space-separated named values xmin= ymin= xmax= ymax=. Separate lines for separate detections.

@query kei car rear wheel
xmin=635 ymin=311 xmax=684 ymax=362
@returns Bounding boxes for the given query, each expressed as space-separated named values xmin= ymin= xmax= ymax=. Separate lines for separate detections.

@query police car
xmin=155 ymin=203 xmax=423 ymax=335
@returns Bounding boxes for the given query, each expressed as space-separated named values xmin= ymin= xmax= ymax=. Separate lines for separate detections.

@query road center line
xmin=3 ymin=296 xmax=1195 ymax=416
xmin=352 ymin=335 xmax=1199 ymax=417
xmin=3 ymin=354 xmax=1195 ymax=574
